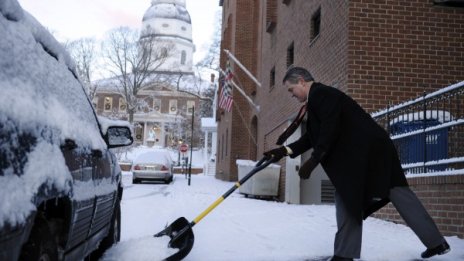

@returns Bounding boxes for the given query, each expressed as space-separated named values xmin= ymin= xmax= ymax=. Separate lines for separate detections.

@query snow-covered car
xmin=0 ymin=1 xmax=133 ymax=261
xmin=132 ymin=150 xmax=174 ymax=184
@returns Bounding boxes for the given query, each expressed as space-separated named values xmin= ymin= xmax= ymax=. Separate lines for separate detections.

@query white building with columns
xmin=95 ymin=0 xmax=217 ymax=168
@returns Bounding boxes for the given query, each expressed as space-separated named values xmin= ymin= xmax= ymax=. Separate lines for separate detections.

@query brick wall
xmin=372 ymin=175 xmax=464 ymax=238
xmin=257 ymin=0 xmax=350 ymax=152
xmin=216 ymin=0 xmax=260 ymax=181
xmin=347 ymin=0 xmax=464 ymax=112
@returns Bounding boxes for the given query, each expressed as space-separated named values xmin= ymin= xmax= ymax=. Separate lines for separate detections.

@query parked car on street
xmin=132 ymin=150 xmax=174 ymax=184
xmin=0 ymin=1 xmax=133 ymax=260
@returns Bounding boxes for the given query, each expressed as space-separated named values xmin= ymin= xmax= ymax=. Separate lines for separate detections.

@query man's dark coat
xmin=287 ymin=82 xmax=408 ymax=221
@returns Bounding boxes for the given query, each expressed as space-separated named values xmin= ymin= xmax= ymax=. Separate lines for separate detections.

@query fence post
xmin=422 ymin=91 xmax=427 ymax=173
xmin=386 ymin=102 xmax=391 ymax=135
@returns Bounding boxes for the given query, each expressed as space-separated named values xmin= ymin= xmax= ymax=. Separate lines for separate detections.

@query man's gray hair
xmin=282 ymin=66 xmax=314 ymax=84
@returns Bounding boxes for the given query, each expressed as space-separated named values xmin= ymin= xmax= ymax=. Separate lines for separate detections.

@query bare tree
xmin=194 ymin=10 xmax=222 ymax=118
xmin=101 ymin=27 xmax=174 ymax=122
xmin=66 ymin=37 xmax=99 ymax=100
xmin=196 ymin=10 xmax=222 ymax=71
xmin=173 ymin=70 xmax=211 ymax=100
xmin=199 ymin=82 xmax=215 ymax=117
xmin=173 ymin=10 xmax=222 ymax=117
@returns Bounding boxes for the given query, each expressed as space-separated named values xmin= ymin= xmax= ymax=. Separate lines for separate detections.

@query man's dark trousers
xmin=334 ymin=187 xmax=445 ymax=258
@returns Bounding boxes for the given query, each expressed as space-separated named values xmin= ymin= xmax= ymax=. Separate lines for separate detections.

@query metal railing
xmin=371 ymin=81 xmax=464 ymax=175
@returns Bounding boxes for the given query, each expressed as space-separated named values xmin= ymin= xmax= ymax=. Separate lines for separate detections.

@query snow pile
xmin=101 ymin=236 xmax=177 ymax=261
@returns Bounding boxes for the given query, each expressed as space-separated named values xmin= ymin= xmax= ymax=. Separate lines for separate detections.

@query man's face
xmin=285 ymin=78 xmax=307 ymax=103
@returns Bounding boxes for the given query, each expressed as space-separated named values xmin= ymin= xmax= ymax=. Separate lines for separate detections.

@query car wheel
xmin=132 ymin=178 xmax=140 ymax=184
xmin=87 ymin=197 xmax=121 ymax=260
xmin=20 ymin=217 xmax=58 ymax=261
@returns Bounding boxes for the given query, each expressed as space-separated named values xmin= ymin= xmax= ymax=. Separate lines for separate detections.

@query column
xmin=161 ymin=121 xmax=166 ymax=147
xmin=204 ymin=130 xmax=209 ymax=175
xmin=143 ymin=121 xmax=147 ymax=146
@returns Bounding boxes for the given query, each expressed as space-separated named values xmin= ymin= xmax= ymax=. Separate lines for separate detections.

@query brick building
xmin=217 ymin=0 xmax=464 ymax=237
xmin=94 ymin=81 xmax=201 ymax=147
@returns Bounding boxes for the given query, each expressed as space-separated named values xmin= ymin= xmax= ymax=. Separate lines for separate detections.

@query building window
xmin=181 ymin=50 xmax=186 ymax=65
xmin=144 ymin=25 xmax=152 ymax=34
xmin=161 ymin=47 xmax=168 ymax=58
xmin=169 ymin=99 xmax=177 ymax=114
xmin=135 ymin=127 xmax=143 ymax=141
xmin=311 ymin=8 xmax=321 ymax=42
xmin=282 ymin=0 xmax=291 ymax=5
xmin=104 ymin=97 xmax=113 ymax=112
xmin=266 ymin=0 xmax=277 ymax=33
xmin=187 ymin=100 xmax=195 ymax=114
xmin=287 ymin=42 xmax=294 ymax=68
xmin=153 ymin=99 xmax=161 ymax=112
xmin=119 ymin=98 xmax=127 ymax=112
xmin=270 ymin=66 xmax=276 ymax=88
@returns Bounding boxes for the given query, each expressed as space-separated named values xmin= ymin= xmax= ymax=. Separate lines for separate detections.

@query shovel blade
xmin=154 ymin=217 xmax=194 ymax=261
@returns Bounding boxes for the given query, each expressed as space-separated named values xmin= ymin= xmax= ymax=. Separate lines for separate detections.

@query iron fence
xmin=371 ymin=81 xmax=464 ymax=175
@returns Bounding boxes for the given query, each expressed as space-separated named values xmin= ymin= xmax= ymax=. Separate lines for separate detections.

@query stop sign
xmin=179 ymin=144 xmax=188 ymax=153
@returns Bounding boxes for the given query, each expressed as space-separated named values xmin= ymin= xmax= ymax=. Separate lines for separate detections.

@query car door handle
xmin=295 ymin=165 xmax=299 ymax=171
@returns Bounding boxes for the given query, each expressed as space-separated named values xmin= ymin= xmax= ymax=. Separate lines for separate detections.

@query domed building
xmin=94 ymin=0 xmax=212 ymax=150
xmin=141 ymin=0 xmax=195 ymax=74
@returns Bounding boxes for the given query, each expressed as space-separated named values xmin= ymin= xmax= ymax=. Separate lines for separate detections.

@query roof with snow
xmin=143 ymin=0 xmax=191 ymax=24
xmin=201 ymin=117 xmax=217 ymax=131
xmin=93 ymin=72 xmax=210 ymax=94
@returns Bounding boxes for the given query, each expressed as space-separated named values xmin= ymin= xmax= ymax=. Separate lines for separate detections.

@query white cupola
xmin=141 ymin=0 xmax=195 ymax=73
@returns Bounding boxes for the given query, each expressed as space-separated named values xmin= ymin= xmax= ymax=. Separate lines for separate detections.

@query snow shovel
xmin=154 ymin=156 xmax=275 ymax=261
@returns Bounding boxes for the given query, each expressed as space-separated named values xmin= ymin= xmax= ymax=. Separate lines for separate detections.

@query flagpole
xmin=219 ymin=68 xmax=260 ymax=112
xmin=224 ymin=49 xmax=262 ymax=88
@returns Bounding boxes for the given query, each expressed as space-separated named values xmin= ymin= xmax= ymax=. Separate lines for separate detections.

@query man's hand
xmin=263 ymin=147 xmax=287 ymax=162
xmin=298 ymin=157 xmax=318 ymax=179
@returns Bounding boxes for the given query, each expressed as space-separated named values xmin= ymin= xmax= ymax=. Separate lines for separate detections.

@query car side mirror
xmin=106 ymin=126 xmax=134 ymax=148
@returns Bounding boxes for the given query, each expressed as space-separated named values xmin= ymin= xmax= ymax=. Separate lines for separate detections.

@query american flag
xmin=219 ymin=63 xmax=233 ymax=112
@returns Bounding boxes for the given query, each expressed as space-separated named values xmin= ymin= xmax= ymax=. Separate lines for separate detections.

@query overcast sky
xmin=17 ymin=0 xmax=222 ymax=63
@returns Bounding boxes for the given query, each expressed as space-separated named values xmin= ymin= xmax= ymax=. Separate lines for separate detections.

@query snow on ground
xmin=101 ymin=171 xmax=464 ymax=261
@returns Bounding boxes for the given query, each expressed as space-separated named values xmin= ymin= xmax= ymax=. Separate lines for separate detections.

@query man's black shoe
xmin=329 ymin=255 xmax=353 ymax=261
xmin=421 ymin=241 xmax=450 ymax=258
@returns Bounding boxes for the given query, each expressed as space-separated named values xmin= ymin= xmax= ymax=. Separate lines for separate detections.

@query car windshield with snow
xmin=0 ymin=1 xmax=133 ymax=260
xmin=132 ymin=150 xmax=174 ymax=184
